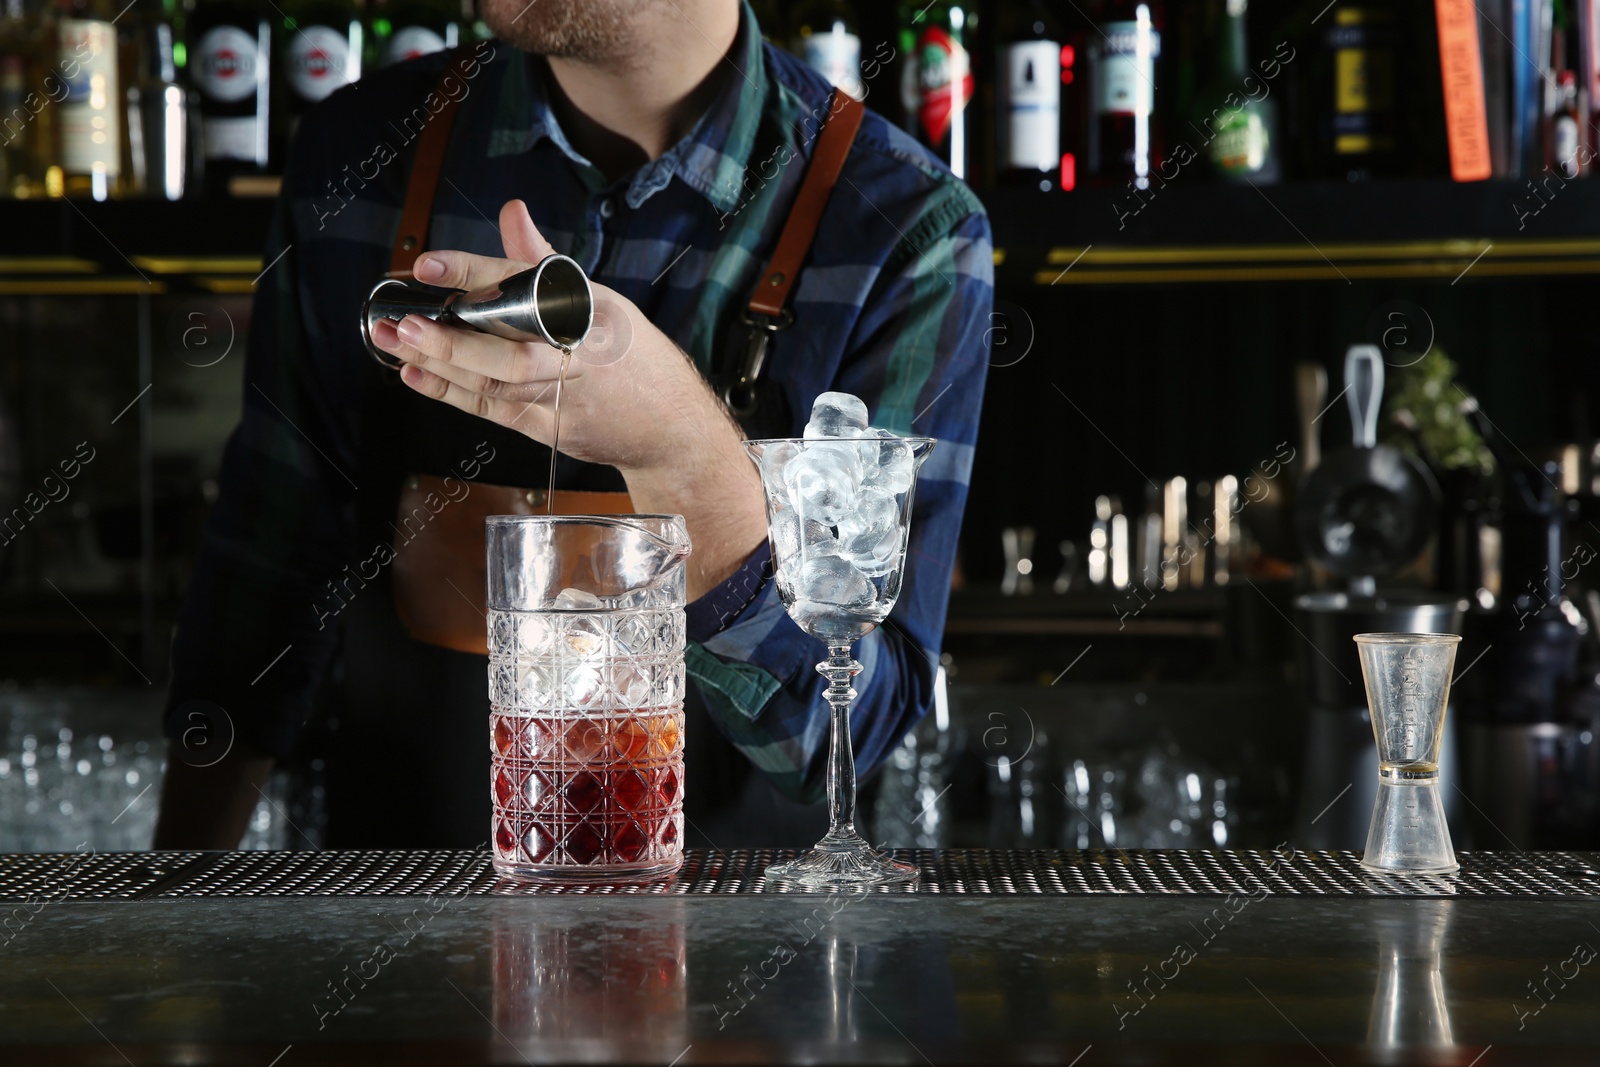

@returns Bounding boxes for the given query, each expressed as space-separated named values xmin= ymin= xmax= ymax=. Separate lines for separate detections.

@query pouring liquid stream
xmin=546 ymin=345 xmax=573 ymax=516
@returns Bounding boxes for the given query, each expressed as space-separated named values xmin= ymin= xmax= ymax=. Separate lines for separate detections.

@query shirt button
xmin=598 ymin=198 xmax=615 ymax=219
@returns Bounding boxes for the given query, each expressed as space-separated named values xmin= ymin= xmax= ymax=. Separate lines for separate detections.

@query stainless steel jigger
xmin=360 ymin=253 xmax=595 ymax=369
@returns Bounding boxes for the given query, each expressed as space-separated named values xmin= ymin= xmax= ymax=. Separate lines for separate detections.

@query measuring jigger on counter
xmin=360 ymin=253 xmax=595 ymax=369
xmin=1355 ymin=633 xmax=1461 ymax=875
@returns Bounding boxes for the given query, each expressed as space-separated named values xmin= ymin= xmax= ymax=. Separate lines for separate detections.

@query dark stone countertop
xmin=2 ymin=849 xmax=1599 ymax=1065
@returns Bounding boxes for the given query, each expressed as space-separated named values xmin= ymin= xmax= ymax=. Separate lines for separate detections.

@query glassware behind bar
xmin=486 ymin=515 xmax=691 ymax=883
xmin=744 ymin=434 xmax=934 ymax=888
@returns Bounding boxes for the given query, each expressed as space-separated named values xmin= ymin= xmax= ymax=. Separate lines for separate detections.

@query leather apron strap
xmin=747 ymin=92 xmax=866 ymax=318
xmin=724 ymin=91 xmax=866 ymax=420
xmin=389 ymin=48 xmax=477 ymax=277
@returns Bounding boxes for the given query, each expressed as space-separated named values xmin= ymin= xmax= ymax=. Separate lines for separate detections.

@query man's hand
xmin=371 ymin=200 xmax=715 ymax=473
xmin=369 ymin=200 xmax=767 ymax=599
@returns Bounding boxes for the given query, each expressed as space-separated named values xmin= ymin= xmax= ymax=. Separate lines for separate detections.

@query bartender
xmin=154 ymin=0 xmax=992 ymax=850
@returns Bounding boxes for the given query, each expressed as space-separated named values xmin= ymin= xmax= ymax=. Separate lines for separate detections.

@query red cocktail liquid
xmin=490 ymin=705 xmax=684 ymax=878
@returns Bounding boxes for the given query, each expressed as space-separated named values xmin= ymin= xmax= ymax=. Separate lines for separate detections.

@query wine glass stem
xmin=823 ymin=643 xmax=861 ymax=837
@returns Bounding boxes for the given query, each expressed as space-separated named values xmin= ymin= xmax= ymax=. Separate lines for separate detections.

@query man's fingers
xmin=412 ymin=249 xmax=531 ymax=292
xmin=400 ymin=343 xmax=556 ymax=406
xmin=397 ymin=340 xmax=558 ymax=405
xmin=390 ymin=315 xmax=581 ymax=385
xmin=499 ymin=200 xmax=557 ymax=264
xmin=376 ymin=315 xmax=573 ymax=422
xmin=408 ymin=201 xmax=556 ymax=290
xmin=398 ymin=364 xmax=556 ymax=440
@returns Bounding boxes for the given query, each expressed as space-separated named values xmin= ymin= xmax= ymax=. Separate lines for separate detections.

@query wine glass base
xmin=765 ymin=830 xmax=919 ymax=889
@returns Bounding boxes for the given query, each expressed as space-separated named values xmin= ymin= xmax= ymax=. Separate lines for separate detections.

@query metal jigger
xmin=1356 ymin=633 xmax=1461 ymax=875
xmin=360 ymin=253 xmax=594 ymax=369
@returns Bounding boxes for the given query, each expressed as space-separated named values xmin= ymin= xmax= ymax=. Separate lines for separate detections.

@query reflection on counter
xmin=1368 ymin=900 xmax=1454 ymax=1051
xmin=493 ymin=905 xmax=687 ymax=1046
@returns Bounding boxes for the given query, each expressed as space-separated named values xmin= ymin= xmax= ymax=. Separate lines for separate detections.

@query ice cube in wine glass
xmin=838 ymin=487 xmax=897 ymax=555
xmin=862 ymin=430 xmax=915 ymax=495
xmin=784 ymin=447 xmax=856 ymax=527
xmin=798 ymin=555 xmax=875 ymax=610
xmin=803 ymin=391 xmax=871 ymax=439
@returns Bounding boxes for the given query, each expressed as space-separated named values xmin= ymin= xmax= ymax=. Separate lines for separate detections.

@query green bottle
xmin=1191 ymin=0 xmax=1278 ymax=182
xmin=897 ymin=0 xmax=978 ymax=181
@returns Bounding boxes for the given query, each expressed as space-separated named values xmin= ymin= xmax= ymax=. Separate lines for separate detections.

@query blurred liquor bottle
xmin=1087 ymin=0 xmax=1164 ymax=189
xmin=371 ymin=0 xmax=460 ymax=67
xmin=995 ymin=0 xmax=1069 ymax=191
xmin=463 ymin=0 xmax=491 ymax=44
xmin=51 ymin=0 xmax=124 ymax=199
xmin=277 ymin=0 xmax=362 ymax=143
xmin=791 ymin=0 xmax=863 ymax=100
xmin=897 ymin=0 xmax=978 ymax=181
xmin=1548 ymin=1 xmax=1585 ymax=177
xmin=1192 ymin=0 xmax=1278 ymax=182
xmin=0 ymin=0 xmax=52 ymax=198
xmin=190 ymin=0 xmax=272 ymax=193
xmin=125 ymin=4 xmax=201 ymax=198
xmin=1316 ymin=3 xmax=1399 ymax=180
xmin=1576 ymin=0 xmax=1600 ymax=171
xmin=1552 ymin=70 xmax=1582 ymax=176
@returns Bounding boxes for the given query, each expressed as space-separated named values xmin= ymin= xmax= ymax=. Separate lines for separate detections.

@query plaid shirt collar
xmin=485 ymin=2 xmax=766 ymax=215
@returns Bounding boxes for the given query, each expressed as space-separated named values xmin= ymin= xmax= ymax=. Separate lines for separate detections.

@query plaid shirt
xmin=165 ymin=4 xmax=993 ymax=802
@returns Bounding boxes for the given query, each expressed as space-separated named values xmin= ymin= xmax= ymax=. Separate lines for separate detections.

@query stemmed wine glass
xmin=743 ymin=432 xmax=936 ymax=888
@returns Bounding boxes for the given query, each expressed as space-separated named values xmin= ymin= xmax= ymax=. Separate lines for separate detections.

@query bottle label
xmin=1328 ymin=9 xmax=1393 ymax=155
xmin=1095 ymin=21 xmax=1160 ymax=117
xmin=385 ymin=26 xmax=447 ymax=66
xmin=1208 ymin=110 xmax=1269 ymax=174
xmin=1335 ymin=46 xmax=1369 ymax=112
xmin=193 ymin=26 xmax=261 ymax=104
xmin=901 ymin=26 xmax=973 ymax=146
xmin=1002 ymin=40 xmax=1060 ymax=171
xmin=1554 ymin=115 xmax=1579 ymax=177
xmin=286 ymin=25 xmax=353 ymax=102
xmin=203 ymin=115 xmax=263 ymax=162
xmin=800 ymin=28 xmax=863 ymax=99
xmin=57 ymin=19 xmax=119 ymax=176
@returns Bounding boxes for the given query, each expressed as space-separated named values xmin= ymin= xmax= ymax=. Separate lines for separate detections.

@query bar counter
xmin=3 ymin=849 xmax=1599 ymax=1065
